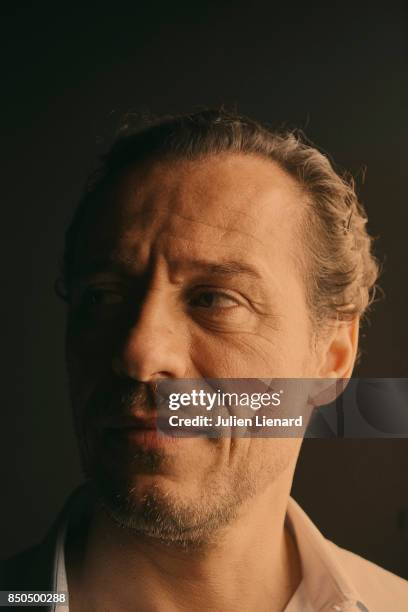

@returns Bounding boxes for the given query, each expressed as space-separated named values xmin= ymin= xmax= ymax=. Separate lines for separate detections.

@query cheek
xmin=188 ymin=321 xmax=313 ymax=378
xmin=278 ymin=326 xmax=314 ymax=374
xmin=66 ymin=303 xmax=135 ymax=360
xmin=256 ymin=438 xmax=302 ymax=482
xmin=65 ymin=317 xmax=118 ymax=409
xmin=227 ymin=438 xmax=301 ymax=490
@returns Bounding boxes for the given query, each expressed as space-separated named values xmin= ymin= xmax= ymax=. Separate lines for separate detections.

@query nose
xmin=112 ymin=289 xmax=188 ymax=382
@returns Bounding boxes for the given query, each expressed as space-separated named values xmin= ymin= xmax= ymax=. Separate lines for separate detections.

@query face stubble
xmin=74 ymin=378 xmax=265 ymax=551
xmin=66 ymin=155 xmax=311 ymax=551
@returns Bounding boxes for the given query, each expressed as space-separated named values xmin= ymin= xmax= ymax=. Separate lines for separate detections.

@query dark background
xmin=1 ymin=1 xmax=407 ymax=578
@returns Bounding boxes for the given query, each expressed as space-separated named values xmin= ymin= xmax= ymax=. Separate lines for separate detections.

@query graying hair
xmin=58 ymin=108 xmax=380 ymax=326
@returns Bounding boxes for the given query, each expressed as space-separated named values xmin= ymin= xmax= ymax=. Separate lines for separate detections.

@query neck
xmin=67 ymin=485 xmax=301 ymax=612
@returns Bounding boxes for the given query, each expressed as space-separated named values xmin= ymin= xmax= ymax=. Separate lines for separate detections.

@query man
xmin=1 ymin=109 xmax=407 ymax=611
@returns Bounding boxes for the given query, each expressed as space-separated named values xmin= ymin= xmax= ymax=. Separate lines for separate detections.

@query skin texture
xmin=65 ymin=153 xmax=359 ymax=612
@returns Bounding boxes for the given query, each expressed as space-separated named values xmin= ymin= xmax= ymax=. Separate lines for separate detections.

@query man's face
xmin=66 ymin=153 xmax=321 ymax=544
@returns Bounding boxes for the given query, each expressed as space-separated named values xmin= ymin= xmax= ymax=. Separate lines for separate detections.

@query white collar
xmin=52 ymin=490 xmax=368 ymax=611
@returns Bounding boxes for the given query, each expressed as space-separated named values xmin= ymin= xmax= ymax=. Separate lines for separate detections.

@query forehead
xmin=76 ymin=153 xmax=304 ymax=278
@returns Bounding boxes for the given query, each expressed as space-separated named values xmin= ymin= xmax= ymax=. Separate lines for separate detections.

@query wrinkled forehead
xmin=74 ymin=154 xmax=304 ymax=276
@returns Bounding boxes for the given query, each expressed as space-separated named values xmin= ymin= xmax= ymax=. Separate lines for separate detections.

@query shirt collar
xmin=52 ymin=489 xmax=369 ymax=612
xmin=285 ymin=497 xmax=369 ymax=611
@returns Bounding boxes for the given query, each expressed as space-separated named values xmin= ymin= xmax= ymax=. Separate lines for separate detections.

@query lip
xmin=102 ymin=414 xmax=183 ymax=449
xmin=111 ymin=428 xmax=179 ymax=447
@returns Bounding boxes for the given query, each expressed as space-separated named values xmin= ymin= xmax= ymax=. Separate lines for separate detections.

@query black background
xmin=1 ymin=1 xmax=407 ymax=578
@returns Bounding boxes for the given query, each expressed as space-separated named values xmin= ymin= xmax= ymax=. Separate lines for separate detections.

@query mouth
xmin=102 ymin=415 xmax=182 ymax=449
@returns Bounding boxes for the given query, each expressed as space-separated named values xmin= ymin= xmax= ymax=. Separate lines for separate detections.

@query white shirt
xmin=52 ymin=492 xmax=408 ymax=611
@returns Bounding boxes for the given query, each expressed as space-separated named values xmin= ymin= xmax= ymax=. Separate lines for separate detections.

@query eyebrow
xmin=72 ymin=257 xmax=264 ymax=283
xmin=73 ymin=258 xmax=136 ymax=281
xmin=177 ymin=258 xmax=263 ymax=280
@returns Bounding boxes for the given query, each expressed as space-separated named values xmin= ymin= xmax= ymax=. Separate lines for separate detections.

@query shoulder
xmin=287 ymin=497 xmax=408 ymax=611
xmin=327 ymin=540 xmax=408 ymax=611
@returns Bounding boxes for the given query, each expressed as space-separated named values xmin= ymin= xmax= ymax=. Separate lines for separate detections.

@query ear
xmin=318 ymin=316 xmax=360 ymax=379
xmin=308 ymin=317 xmax=360 ymax=408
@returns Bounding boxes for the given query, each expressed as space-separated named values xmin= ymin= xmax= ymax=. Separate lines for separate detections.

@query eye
xmin=89 ymin=289 xmax=123 ymax=304
xmin=189 ymin=290 xmax=239 ymax=310
xmin=77 ymin=286 xmax=126 ymax=310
